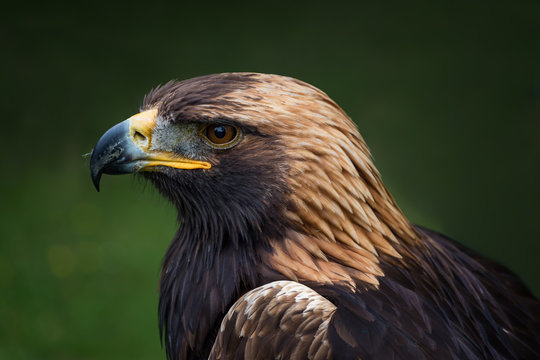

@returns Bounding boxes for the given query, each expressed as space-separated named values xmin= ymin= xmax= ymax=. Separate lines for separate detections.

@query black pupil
xmin=214 ymin=126 xmax=227 ymax=139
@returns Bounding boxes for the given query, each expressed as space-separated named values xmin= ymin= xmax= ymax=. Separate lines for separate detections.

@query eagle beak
xmin=90 ymin=109 xmax=212 ymax=191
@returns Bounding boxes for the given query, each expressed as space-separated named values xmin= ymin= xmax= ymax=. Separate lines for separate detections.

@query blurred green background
xmin=2 ymin=1 xmax=539 ymax=359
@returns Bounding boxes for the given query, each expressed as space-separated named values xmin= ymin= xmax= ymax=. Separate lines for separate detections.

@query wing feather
xmin=209 ymin=281 xmax=335 ymax=360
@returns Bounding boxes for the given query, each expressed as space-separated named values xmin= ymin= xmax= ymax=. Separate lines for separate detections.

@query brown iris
xmin=202 ymin=124 xmax=239 ymax=147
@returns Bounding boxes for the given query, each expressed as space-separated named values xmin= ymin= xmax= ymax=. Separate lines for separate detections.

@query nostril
xmin=133 ymin=130 xmax=148 ymax=147
xmin=134 ymin=131 xmax=146 ymax=141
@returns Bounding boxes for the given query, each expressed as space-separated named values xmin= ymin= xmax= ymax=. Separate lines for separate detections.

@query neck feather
xmin=152 ymin=171 xmax=289 ymax=359
xmin=159 ymin=227 xmax=261 ymax=360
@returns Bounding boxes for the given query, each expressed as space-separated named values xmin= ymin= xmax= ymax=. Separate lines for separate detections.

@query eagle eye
xmin=202 ymin=124 xmax=240 ymax=148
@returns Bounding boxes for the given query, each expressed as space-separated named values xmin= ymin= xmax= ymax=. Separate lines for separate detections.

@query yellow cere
xmin=128 ymin=109 xmax=159 ymax=150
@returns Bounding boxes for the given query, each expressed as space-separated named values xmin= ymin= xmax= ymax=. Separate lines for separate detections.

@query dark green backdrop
xmin=2 ymin=1 xmax=539 ymax=359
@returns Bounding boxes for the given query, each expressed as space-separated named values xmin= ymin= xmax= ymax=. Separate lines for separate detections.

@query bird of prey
xmin=90 ymin=73 xmax=540 ymax=360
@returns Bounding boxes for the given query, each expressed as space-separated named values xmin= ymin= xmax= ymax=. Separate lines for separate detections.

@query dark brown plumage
xmin=90 ymin=73 xmax=540 ymax=360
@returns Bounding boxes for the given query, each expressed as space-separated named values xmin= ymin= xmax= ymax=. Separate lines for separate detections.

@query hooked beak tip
xmin=90 ymin=155 xmax=103 ymax=192
xmin=92 ymin=174 xmax=101 ymax=192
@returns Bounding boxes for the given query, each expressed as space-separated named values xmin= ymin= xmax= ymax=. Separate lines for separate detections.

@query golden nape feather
xmin=90 ymin=72 xmax=540 ymax=360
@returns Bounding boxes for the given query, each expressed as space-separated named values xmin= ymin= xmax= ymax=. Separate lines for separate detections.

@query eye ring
xmin=201 ymin=124 xmax=241 ymax=148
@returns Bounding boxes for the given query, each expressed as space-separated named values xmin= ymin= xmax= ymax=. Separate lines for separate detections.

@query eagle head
xmin=91 ymin=72 xmax=413 ymax=250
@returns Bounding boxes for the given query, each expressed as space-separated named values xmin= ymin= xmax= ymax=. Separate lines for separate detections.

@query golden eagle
xmin=90 ymin=73 xmax=540 ymax=360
